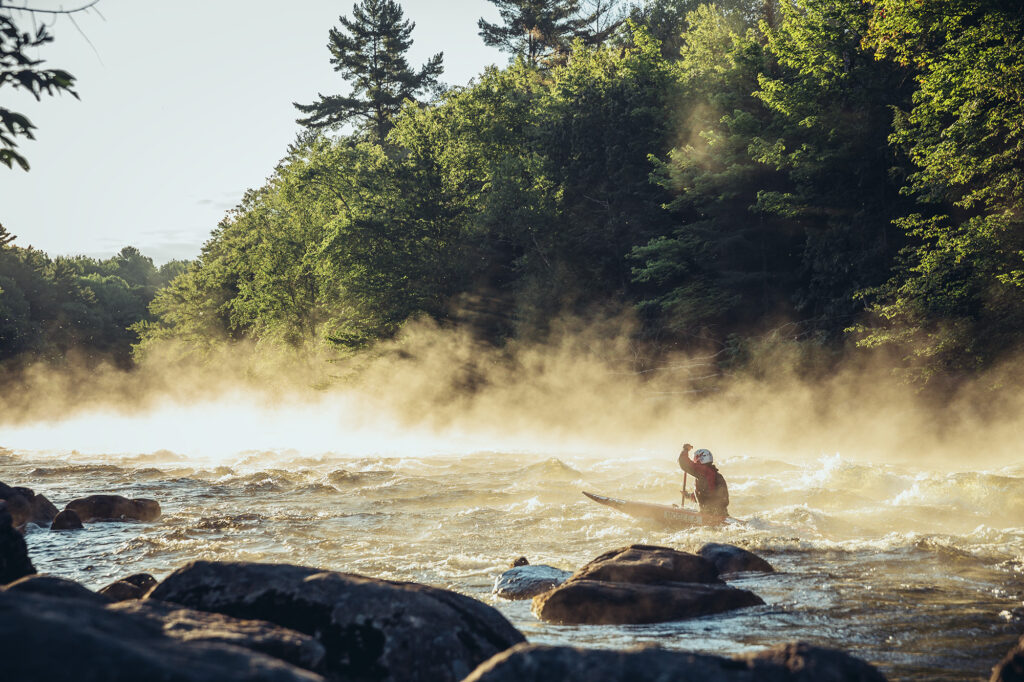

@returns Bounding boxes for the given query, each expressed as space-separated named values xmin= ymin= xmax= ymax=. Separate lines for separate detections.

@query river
xmin=2 ymin=408 xmax=1021 ymax=681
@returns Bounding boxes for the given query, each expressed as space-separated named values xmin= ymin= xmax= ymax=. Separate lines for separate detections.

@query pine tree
xmin=478 ymin=0 xmax=616 ymax=66
xmin=0 ymin=222 xmax=15 ymax=248
xmin=294 ymin=0 xmax=443 ymax=141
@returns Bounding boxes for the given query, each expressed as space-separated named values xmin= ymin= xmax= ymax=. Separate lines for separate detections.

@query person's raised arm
xmin=678 ymin=443 xmax=696 ymax=474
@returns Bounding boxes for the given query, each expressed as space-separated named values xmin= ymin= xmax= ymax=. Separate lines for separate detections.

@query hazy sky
xmin=1 ymin=0 xmax=504 ymax=263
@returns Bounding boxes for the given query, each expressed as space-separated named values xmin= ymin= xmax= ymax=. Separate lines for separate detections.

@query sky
xmin=1 ymin=0 xmax=506 ymax=264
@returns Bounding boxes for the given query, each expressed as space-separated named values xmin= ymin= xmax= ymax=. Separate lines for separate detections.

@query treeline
xmin=0 ymin=225 xmax=186 ymax=367
xmin=7 ymin=0 xmax=1023 ymax=386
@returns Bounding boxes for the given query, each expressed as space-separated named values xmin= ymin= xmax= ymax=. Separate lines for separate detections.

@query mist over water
xmin=2 ymin=325 xmax=1023 ymax=680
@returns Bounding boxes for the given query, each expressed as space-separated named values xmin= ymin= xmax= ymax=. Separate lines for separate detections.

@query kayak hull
xmin=582 ymin=491 xmax=739 ymax=529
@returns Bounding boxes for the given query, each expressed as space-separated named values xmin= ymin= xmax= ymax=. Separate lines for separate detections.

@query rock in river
xmin=0 ymin=480 xmax=58 ymax=529
xmin=530 ymin=544 xmax=763 ymax=625
xmin=0 ymin=500 xmax=35 ymax=585
xmin=64 ymin=494 xmax=161 ymax=522
xmin=991 ymin=635 xmax=1024 ymax=682
xmin=100 ymin=573 xmax=159 ymax=601
xmin=699 ymin=543 xmax=775 ymax=575
xmin=568 ymin=544 xmax=723 ymax=585
xmin=51 ymin=509 xmax=84 ymax=530
xmin=462 ymin=642 xmax=889 ymax=682
xmin=531 ymin=578 xmax=764 ymax=625
xmin=493 ymin=565 xmax=570 ymax=600
xmin=147 ymin=560 xmax=526 ymax=682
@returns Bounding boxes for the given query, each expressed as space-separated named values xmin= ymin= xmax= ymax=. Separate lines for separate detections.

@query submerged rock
xmin=0 ymin=589 xmax=323 ymax=681
xmin=699 ymin=543 xmax=775 ymax=575
xmin=0 ymin=500 xmax=35 ymax=585
xmin=64 ymin=494 xmax=161 ymax=523
xmin=51 ymin=509 xmax=84 ymax=531
xmin=148 ymin=560 xmax=526 ymax=682
xmin=3 ymin=574 xmax=109 ymax=604
xmin=463 ymin=642 xmax=888 ymax=682
xmin=531 ymin=578 xmax=764 ymax=625
xmin=493 ymin=565 xmax=570 ymax=600
xmin=992 ymin=635 xmax=1024 ymax=682
xmin=568 ymin=544 xmax=722 ymax=585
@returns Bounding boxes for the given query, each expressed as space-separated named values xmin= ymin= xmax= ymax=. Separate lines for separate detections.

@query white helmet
xmin=694 ymin=448 xmax=713 ymax=464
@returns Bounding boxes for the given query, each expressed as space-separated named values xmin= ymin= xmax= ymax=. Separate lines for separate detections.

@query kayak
xmin=582 ymin=491 xmax=741 ymax=529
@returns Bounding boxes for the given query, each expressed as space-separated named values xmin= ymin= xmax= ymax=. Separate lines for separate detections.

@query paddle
xmin=680 ymin=472 xmax=688 ymax=508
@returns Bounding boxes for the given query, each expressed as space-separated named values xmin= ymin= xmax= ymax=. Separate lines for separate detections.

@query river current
xmin=2 ymin=416 xmax=1022 ymax=681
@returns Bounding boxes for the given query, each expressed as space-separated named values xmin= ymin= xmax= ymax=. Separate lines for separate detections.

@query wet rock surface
xmin=113 ymin=599 xmax=328 ymax=673
xmin=699 ymin=543 xmax=775 ymax=575
xmin=64 ymin=494 xmax=162 ymax=522
xmin=0 ymin=589 xmax=324 ymax=681
xmin=493 ymin=565 xmax=570 ymax=600
xmin=51 ymin=508 xmax=84 ymax=530
xmin=0 ymin=480 xmax=58 ymax=529
xmin=992 ymin=635 xmax=1024 ymax=682
xmin=568 ymin=544 xmax=722 ymax=585
xmin=148 ymin=560 xmax=526 ymax=682
xmin=3 ymin=574 xmax=110 ymax=603
xmin=0 ymin=500 xmax=35 ymax=584
xmin=531 ymin=578 xmax=764 ymax=625
xmin=462 ymin=642 xmax=889 ymax=682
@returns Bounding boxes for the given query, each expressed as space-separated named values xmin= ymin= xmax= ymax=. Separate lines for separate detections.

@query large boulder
xmin=0 ymin=480 xmax=58 ymax=529
xmin=568 ymin=545 xmax=722 ymax=585
xmin=463 ymin=642 xmax=888 ymax=682
xmin=992 ymin=635 xmax=1024 ymax=682
xmin=699 ymin=543 xmax=775 ymax=575
xmin=0 ymin=589 xmax=324 ymax=681
xmin=531 ymin=579 xmax=764 ymax=625
xmin=493 ymin=565 xmax=570 ymax=600
xmin=3 ymin=574 xmax=109 ymax=604
xmin=64 ymin=494 xmax=161 ymax=522
xmin=113 ymin=599 xmax=327 ymax=674
xmin=147 ymin=560 xmax=526 ymax=682
xmin=0 ymin=500 xmax=35 ymax=585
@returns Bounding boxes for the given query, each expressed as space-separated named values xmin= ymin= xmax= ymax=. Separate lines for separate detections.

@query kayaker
xmin=677 ymin=443 xmax=729 ymax=517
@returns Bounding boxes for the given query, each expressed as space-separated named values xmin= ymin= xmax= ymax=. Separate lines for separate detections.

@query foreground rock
xmin=568 ymin=544 xmax=722 ymax=585
xmin=493 ymin=565 xmax=570 ymax=600
xmin=0 ymin=480 xmax=59 ymax=529
xmin=100 ymin=573 xmax=159 ymax=601
xmin=0 ymin=589 xmax=324 ymax=681
xmin=51 ymin=508 xmax=84 ymax=530
xmin=148 ymin=560 xmax=526 ymax=682
xmin=65 ymin=494 xmax=162 ymax=522
xmin=0 ymin=500 xmax=35 ymax=584
xmin=463 ymin=642 xmax=888 ymax=681
xmin=992 ymin=635 xmax=1024 ymax=682
xmin=4 ymin=574 xmax=110 ymax=603
xmin=531 ymin=579 xmax=764 ymax=625
xmin=113 ymin=599 xmax=327 ymax=673
xmin=699 ymin=543 xmax=775 ymax=575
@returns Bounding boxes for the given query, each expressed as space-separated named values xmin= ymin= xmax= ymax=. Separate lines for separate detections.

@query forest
xmin=2 ymin=0 xmax=1023 ymax=389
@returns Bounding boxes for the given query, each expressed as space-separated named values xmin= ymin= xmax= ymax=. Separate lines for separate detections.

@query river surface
xmin=1 ymin=433 xmax=1022 ymax=681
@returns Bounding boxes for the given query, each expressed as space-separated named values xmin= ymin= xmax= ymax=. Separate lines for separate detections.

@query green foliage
xmin=852 ymin=0 xmax=1024 ymax=378
xmin=293 ymin=0 xmax=443 ymax=141
xmin=0 ymin=9 xmax=78 ymax=170
xmin=752 ymin=0 xmax=913 ymax=334
xmin=0 ymin=243 xmax=172 ymax=366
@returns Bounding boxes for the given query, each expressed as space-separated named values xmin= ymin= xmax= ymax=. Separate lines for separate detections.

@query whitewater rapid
xmin=1 ymin=443 xmax=1021 ymax=680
